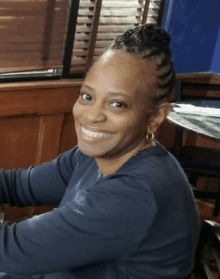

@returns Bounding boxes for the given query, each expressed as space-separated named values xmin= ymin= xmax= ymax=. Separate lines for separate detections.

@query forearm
xmin=0 ymin=147 xmax=78 ymax=207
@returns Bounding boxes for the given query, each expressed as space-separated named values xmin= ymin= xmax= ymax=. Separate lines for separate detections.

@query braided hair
xmin=108 ymin=24 xmax=176 ymax=106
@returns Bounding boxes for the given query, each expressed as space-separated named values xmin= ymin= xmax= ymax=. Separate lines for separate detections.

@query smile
xmin=80 ymin=126 xmax=113 ymax=141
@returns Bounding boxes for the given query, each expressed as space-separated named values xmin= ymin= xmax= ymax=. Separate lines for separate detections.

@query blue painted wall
xmin=211 ymin=27 xmax=220 ymax=73
xmin=162 ymin=0 xmax=220 ymax=74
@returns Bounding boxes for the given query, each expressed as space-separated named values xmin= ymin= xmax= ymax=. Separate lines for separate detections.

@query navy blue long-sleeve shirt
xmin=0 ymin=141 xmax=200 ymax=278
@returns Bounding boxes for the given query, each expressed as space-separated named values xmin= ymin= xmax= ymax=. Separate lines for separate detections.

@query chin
xmin=77 ymin=141 xmax=110 ymax=158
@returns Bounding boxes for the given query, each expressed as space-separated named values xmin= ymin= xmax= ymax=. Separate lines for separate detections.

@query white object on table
xmin=172 ymin=103 xmax=220 ymax=117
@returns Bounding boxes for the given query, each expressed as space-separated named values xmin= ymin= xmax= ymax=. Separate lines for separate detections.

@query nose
xmin=86 ymin=103 xmax=106 ymax=123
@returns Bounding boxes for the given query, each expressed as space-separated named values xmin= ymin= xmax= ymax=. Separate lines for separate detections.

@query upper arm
xmin=0 ymin=175 xmax=157 ymax=275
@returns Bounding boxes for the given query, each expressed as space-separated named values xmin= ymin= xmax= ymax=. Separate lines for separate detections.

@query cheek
xmin=115 ymin=115 xmax=144 ymax=134
xmin=72 ymin=102 xmax=82 ymax=119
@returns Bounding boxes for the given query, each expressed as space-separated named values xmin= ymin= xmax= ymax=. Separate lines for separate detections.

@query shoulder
xmin=130 ymin=142 xmax=189 ymax=184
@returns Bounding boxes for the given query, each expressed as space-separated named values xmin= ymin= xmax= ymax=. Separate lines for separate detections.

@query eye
xmin=78 ymin=92 xmax=92 ymax=101
xmin=111 ymin=101 xmax=127 ymax=108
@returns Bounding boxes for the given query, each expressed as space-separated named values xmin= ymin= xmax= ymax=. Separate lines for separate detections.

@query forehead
xmin=85 ymin=50 xmax=158 ymax=97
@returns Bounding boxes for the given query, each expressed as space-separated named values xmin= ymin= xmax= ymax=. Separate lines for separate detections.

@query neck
xmin=95 ymin=140 xmax=155 ymax=177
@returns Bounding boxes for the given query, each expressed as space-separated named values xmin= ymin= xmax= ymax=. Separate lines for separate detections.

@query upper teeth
xmin=81 ymin=127 xmax=111 ymax=138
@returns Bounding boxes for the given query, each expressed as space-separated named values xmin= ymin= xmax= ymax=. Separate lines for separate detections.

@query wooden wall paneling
xmin=0 ymin=114 xmax=64 ymax=222
xmin=182 ymin=130 xmax=190 ymax=145
xmin=182 ymin=132 xmax=214 ymax=191
xmin=3 ymin=205 xmax=34 ymax=224
xmin=1 ymin=113 xmax=66 ymax=221
xmin=35 ymin=114 xmax=65 ymax=165
xmin=183 ymin=89 xmax=220 ymax=98
xmin=180 ymin=75 xmax=220 ymax=151
xmin=0 ymin=87 xmax=78 ymax=117
xmin=176 ymin=73 xmax=220 ymax=85
xmin=0 ymin=80 xmax=83 ymax=223
xmin=182 ymin=130 xmax=197 ymax=146
xmin=195 ymin=136 xmax=218 ymax=149
xmin=183 ymin=131 xmax=218 ymax=149
xmin=216 ymin=141 xmax=220 ymax=151
xmin=156 ymin=119 xmax=176 ymax=148
xmin=177 ymin=74 xmax=220 ymax=200
xmin=182 ymin=131 xmax=211 ymax=191
xmin=59 ymin=112 xmax=77 ymax=154
xmin=0 ymin=115 xmax=40 ymax=169
xmin=0 ymin=87 xmax=79 ymax=169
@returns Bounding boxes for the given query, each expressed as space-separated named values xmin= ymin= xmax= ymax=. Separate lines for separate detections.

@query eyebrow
xmin=81 ymin=84 xmax=130 ymax=98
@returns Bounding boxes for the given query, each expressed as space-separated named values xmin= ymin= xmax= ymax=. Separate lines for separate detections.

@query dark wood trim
xmin=62 ymin=0 xmax=80 ymax=78
xmin=0 ymin=88 xmax=79 ymax=117
xmin=86 ymin=0 xmax=103 ymax=72
xmin=176 ymin=72 xmax=220 ymax=84
xmin=157 ymin=0 xmax=166 ymax=26
xmin=35 ymin=114 xmax=65 ymax=165
xmin=0 ymin=79 xmax=84 ymax=92
xmin=142 ymin=0 xmax=150 ymax=24
xmin=42 ymin=0 xmax=56 ymax=64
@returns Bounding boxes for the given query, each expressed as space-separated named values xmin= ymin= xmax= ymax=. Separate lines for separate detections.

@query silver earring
xmin=146 ymin=132 xmax=154 ymax=141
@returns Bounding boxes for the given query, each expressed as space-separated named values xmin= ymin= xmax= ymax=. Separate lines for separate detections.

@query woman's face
xmin=72 ymin=50 xmax=158 ymax=159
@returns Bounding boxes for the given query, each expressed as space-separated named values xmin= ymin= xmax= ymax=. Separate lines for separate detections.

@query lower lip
xmin=79 ymin=127 xmax=113 ymax=143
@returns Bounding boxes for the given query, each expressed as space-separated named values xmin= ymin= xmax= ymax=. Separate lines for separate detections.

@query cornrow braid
xmin=109 ymin=24 xmax=176 ymax=104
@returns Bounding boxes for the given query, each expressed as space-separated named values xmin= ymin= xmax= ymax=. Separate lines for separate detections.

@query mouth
xmin=79 ymin=125 xmax=113 ymax=142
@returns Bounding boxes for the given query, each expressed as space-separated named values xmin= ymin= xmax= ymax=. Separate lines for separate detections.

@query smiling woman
xmin=0 ymin=24 xmax=199 ymax=279
xmin=72 ymin=25 xmax=174 ymax=176
xmin=73 ymin=53 xmax=161 ymax=175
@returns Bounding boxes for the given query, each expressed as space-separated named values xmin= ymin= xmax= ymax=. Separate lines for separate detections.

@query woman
xmin=0 ymin=24 xmax=199 ymax=279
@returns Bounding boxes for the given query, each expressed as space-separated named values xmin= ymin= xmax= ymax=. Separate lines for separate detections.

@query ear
xmin=147 ymin=103 xmax=171 ymax=133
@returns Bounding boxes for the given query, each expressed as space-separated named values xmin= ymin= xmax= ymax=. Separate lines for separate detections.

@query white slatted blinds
xmin=71 ymin=0 xmax=162 ymax=73
xmin=0 ymin=0 xmax=69 ymax=73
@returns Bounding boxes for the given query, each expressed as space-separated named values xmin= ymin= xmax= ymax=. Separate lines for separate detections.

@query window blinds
xmin=0 ymin=0 xmax=69 ymax=73
xmin=0 ymin=0 xmax=162 ymax=76
xmin=71 ymin=0 xmax=162 ymax=74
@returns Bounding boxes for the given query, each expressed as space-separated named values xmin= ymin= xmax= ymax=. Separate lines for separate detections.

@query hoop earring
xmin=146 ymin=131 xmax=154 ymax=142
